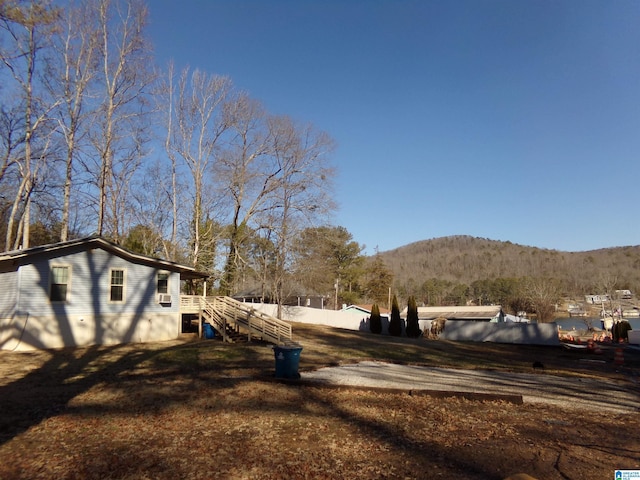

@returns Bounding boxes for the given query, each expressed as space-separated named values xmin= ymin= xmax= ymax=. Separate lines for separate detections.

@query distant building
xmin=403 ymin=305 xmax=504 ymax=322
xmin=585 ymin=294 xmax=611 ymax=304
xmin=0 ymin=236 xmax=209 ymax=351
xmin=233 ymin=289 xmax=326 ymax=309
xmin=342 ymin=304 xmax=391 ymax=334
xmin=341 ymin=304 xmax=390 ymax=320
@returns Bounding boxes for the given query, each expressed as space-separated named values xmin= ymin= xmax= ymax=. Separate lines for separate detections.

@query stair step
xmin=197 ymin=296 xmax=294 ymax=345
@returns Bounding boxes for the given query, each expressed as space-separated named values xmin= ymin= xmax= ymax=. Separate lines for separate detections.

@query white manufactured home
xmin=0 ymin=236 xmax=209 ymax=351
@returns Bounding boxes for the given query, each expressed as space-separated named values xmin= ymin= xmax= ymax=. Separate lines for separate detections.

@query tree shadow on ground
xmin=0 ymin=338 xmax=229 ymax=446
xmin=1 ymin=331 xmax=638 ymax=479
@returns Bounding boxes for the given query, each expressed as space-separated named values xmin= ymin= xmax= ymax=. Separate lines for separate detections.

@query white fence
xmin=245 ymin=303 xmax=561 ymax=345
xmin=249 ymin=303 xmax=370 ymax=332
xmin=440 ymin=320 xmax=560 ymax=346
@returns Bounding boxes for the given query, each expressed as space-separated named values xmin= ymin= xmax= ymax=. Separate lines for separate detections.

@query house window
xmin=50 ymin=266 xmax=70 ymax=302
xmin=157 ymin=272 xmax=169 ymax=294
xmin=110 ymin=269 xmax=125 ymax=302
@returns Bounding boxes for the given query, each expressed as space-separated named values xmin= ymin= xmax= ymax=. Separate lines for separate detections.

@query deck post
xmin=223 ymin=317 xmax=227 ymax=343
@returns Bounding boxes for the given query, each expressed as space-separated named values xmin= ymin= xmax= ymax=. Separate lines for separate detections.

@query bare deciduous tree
xmin=129 ymin=157 xmax=187 ymax=261
xmin=168 ymin=66 xmax=231 ymax=269
xmin=216 ymin=93 xmax=276 ymax=294
xmin=156 ymin=60 xmax=180 ymax=260
xmin=0 ymin=0 xmax=60 ymax=249
xmin=265 ymin=115 xmax=336 ymax=316
xmin=524 ymin=277 xmax=562 ymax=323
xmin=46 ymin=0 xmax=98 ymax=242
xmin=91 ymin=0 xmax=152 ymax=243
xmin=0 ymin=104 xmax=23 ymax=186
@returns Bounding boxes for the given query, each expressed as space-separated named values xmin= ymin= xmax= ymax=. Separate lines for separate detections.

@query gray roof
xmin=0 ymin=236 xmax=209 ymax=280
xmin=404 ymin=305 xmax=503 ymax=320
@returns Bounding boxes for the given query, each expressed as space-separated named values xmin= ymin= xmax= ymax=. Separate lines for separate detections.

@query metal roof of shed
xmin=408 ymin=305 xmax=503 ymax=320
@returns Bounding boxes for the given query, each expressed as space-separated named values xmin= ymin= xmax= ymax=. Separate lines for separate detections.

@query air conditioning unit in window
xmin=158 ymin=294 xmax=172 ymax=304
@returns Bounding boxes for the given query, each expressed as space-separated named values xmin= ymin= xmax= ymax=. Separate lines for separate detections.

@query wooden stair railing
xmin=200 ymin=296 xmax=293 ymax=345
xmin=199 ymin=297 xmax=231 ymax=342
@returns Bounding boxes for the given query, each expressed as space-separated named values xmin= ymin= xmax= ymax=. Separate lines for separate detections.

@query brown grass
xmin=0 ymin=322 xmax=638 ymax=480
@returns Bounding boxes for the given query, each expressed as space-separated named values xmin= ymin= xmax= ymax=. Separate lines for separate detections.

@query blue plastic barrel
xmin=273 ymin=345 xmax=303 ymax=379
xmin=203 ymin=322 xmax=215 ymax=339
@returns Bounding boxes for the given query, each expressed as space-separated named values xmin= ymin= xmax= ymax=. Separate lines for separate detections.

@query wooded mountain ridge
xmin=377 ymin=235 xmax=640 ymax=296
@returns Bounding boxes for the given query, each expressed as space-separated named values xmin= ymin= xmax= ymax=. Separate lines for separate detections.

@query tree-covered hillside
xmin=377 ymin=235 xmax=640 ymax=304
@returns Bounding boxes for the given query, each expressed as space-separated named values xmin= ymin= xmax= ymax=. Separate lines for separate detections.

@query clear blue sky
xmin=147 ymin=0 xmax=640 ymax=254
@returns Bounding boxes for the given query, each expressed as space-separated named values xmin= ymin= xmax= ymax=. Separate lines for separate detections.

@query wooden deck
xmin=180 ymin=295 xmax=294 ymax=345
xmin=180 ymin=295 xmax=203 ymax=314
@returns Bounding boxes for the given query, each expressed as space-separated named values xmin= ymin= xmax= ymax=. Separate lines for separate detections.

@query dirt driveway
xmin=302 ymin=361 xmax=640 ymax=413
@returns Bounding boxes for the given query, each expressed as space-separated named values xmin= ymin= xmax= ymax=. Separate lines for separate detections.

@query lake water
xmin=554 ymin=317 xmax=640 ymax=331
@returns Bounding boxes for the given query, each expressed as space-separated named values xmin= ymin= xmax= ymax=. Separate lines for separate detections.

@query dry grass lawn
xmin=0 ymin=322 xmax=638 ymax=480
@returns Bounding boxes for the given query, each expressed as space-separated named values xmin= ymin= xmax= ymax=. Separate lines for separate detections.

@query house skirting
xmin=0 ymin=312 xmax=180 ymax=351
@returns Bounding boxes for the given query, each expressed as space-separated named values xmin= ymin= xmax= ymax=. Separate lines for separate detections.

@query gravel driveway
xmin=303 ymin=361 xmax=640 ymax=413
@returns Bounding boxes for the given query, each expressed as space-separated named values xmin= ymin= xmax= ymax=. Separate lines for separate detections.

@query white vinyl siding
xmin=0 ymin=270 xmax=18 ymax=318
xmin=15 ymin=248 xmax=180 ymax=317
xmin=0 ymin=239 xmax=195 ymax=350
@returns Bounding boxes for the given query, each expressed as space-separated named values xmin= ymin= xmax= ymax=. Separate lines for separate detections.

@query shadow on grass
xmin=292 ymin=384 xmax=506 ymax=480
xmin=0 ymin=337 xmax=276 ymax=447
xmin=0 ymin=331 xmax=479 ymax=475
xmin=0 ymin=327 xmax=637 ymax=479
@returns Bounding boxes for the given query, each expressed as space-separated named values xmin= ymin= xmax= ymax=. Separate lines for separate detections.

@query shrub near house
xmin=405 ymin=296 xmax=420 ymax=338
xmin=388 ymin=295 xmax=403 ymax=337
xmin=369 ymin=304 xmax=382 ymax=334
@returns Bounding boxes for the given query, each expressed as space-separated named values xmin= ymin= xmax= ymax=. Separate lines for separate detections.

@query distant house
xmin=0 ymin=236 xmax=208 ymax=351
xmin=342 ymin=304 xmax=391 ymax=333
xmin=233 ymin=289 xmax=326 ymax=309
xmin=585 ymin=294 xmax=610 ymax=305
xmin=615 ymin=290 xmax=632 ymax=300
xmin=342 ymin=304 xmax=390 ymax=320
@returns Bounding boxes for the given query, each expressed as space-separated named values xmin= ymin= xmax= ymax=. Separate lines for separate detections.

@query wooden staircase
xmin=198 ymin=296 xmax=294 ymax=345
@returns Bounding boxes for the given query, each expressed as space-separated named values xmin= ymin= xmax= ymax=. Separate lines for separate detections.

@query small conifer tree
xmin=406 ymin=295 xmax=421 ymax=338
xmin=388 ymin=294 xmax=403 ymax=336
xmin=369 ymin=303 xmax=382 ymax=334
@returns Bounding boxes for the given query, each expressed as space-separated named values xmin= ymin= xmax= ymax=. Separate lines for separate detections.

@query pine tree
xmin=388 ymin=294 xmax=403 ymax=336
xmin=406 ymin=295 xmax=421 ymax=338
xmin=369 ymin=303 xmax=382 ymax=334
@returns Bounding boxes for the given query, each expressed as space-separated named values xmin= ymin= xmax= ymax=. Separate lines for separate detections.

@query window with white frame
xmin=50 ymin=265 xmax=70 ymax=302
xmin=110 ymin=269 xmax=125 ymax=302
xmin=157 ymin=272 xmax=169 ymax=294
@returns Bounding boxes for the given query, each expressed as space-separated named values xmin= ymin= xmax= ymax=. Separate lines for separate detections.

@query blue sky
xmin=147 ymin=1 xmax=640 ymax=254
